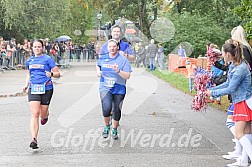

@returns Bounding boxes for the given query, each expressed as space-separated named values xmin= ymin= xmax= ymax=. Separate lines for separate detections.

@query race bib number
xmin=104 ymin=77 xmax=116 ymax=88
xmin=31 ymin=84 xmax=46 ymax=94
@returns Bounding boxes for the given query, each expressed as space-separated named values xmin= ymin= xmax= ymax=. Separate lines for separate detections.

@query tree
xmin=164 ymin=12 xmax=229 ymax=57
xmin=0 ymin=0 xmax=73 ymax=40
xmin=0 ymin=0 xmax=96 ymax=43
xmin=234 ymin=0 xmax=252 ymax=40
xmin=68 ymin=0 xmax=95 ymax=43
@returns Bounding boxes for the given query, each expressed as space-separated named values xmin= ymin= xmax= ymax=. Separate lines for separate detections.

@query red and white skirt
xmin=233 ymin=100 xmax=252 ymax=122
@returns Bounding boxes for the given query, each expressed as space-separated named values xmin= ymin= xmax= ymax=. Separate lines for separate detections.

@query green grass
xmin=152 ymin=69 xmax=191 ymax=93
xmin=150 ymin=69 xmax=229 ymax=112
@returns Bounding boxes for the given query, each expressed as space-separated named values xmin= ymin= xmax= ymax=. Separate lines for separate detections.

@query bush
xmin=163 ymin=12 xmax=231 ymax=58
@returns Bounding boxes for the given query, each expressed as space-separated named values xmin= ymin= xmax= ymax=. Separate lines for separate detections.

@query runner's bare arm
xmin=127 ymin=54 xmax=135 ymax=61
xmin=117 ymin=70 xmax=131 ymax=79
xmin=23 ymin=70 xmax=30 ymax=91
xmin=113 ymin=65 xmax=130 ymax=79
xmin=96 ymin=65 xmax=102 ymax=77
xmin=46 ymin=66 xmax=60 ymax=78
xmin=119 ymin=51 xmax=135 ymax=61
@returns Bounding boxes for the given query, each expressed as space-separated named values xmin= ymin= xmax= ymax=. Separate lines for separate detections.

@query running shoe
xmin=226 ymin=158 xmax=248 ymax=167
xmin=228 ymin=150 xmax=236 ymax=155
xmin=102 ymin=125 xmax=110 ymax=138
xmin=223 ymin=151 xmax=241 ymax=160
xmin=41 ymin=117 xmax=48 ymax=125
xmin=111 ymin=128 xmax=118 ymax=140
xmin=228 ymin=150 xmax=240 ymax=155
xmin=30 ymin=138 xmax=38 ymax=149
xmin=222 ymin=154 xmax=240 ymax=160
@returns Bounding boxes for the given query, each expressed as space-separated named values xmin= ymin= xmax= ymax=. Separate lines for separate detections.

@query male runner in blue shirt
xmin=99 ymin=25 xmax=135 ymax=61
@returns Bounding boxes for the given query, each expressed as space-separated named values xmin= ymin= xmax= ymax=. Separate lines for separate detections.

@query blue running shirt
xmin=99 ymin=40 xmax=134 ymax=56
xmin=26 ymin=54 xmax=56 ymax=90
xmin=97 ymin=53 xmax=132 ymax=94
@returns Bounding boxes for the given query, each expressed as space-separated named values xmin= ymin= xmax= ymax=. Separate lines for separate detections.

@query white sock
xmin=239 ymin=135 xmax=252 ymax=162
xmin=235 ymin=139 xmax=242 ymax=155
xmin=240 ymin=134 xmax=252 ymax=164
xmin=229 ymin=125 xmax=235 ymax=136
xmin=228 ymin=121 xmax=242 ymax=155
xmin=247 ymin=134 xmax=252 ymax=142
xmin=226 ymin=118 xmax=235 ymax=136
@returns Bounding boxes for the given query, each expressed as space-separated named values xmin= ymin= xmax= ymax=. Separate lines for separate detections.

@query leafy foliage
xmin=0 ymin=0 xmax=247 ymax=52
xmin=234 ymin=0 xmax=252 ymax=39
xmin=164 ymin=12 xmax=230 ymax=57
xmin=0 ymin=0 xmax=95 ymax=42
xmin=1 ymin=0 xmax=73 ymax=40
xmin=93 ymin=0 xmax=240 ymax=57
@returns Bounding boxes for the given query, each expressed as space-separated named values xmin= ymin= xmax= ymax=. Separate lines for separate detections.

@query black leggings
xmin=100 ymin=91 xmax=125 ymax=121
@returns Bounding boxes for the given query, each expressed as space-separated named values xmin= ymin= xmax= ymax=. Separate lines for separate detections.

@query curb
xmin=0 ymin=92 xmax=27 ymax=98
xmin=0 ymin=68 xmax=68 ymax=98
xmin=0 ymin=80 xmax=62 ymax=98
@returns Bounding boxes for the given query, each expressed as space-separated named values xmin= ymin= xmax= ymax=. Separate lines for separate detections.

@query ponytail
xmin=222 ymin=41 xmax=243 ymax=66
xmin=234 ymin=42 xmax=242 ymax=66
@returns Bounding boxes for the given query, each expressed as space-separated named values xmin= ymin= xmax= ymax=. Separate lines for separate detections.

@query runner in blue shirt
xmin=100 ymin=25 xmax=135 ymax=126
xmin=99 ymin=25 xmax=135 ymax=61
xmin=97 ymin=39 xmax=132 ymax=140
xmin=23 ymin=39 xmax=60 ymax=149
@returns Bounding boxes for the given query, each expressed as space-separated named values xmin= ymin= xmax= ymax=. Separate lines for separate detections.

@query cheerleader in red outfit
xmin=207 ymin=41 xmax=252 ymax=167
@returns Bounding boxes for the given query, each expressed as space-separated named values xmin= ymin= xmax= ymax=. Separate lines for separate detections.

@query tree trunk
xmin=138 ymin=0 xmax=151 ymax=41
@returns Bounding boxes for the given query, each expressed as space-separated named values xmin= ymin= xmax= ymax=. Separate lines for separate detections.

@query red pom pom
xmin=192 ymin=69 xmax=211 ymax=112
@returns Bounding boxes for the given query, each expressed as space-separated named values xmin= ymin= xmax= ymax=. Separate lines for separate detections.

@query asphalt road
xmin=0 ymin=62 xmax=234 ymax=167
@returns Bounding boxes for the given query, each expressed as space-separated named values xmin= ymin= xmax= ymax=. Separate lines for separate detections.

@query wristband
xmin=51 ymin=72 xmax=54 ymax=77
xmin=117 ymin=69 xmax=120 ymax=73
